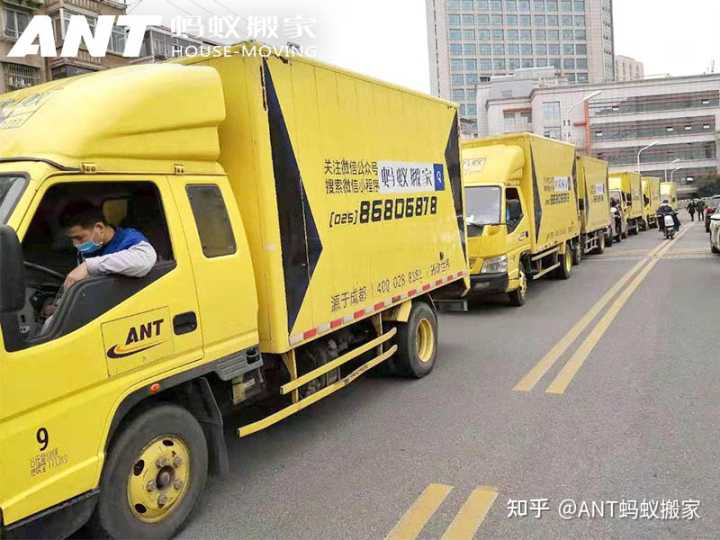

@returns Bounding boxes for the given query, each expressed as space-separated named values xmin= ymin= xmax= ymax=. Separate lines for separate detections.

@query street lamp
xmin=637 ymin=141 xmax=659 ymax=175
xmin=664 ymin=158 xmax=680 ymax=182
xmin=564 ymin=90 xmax=603 ymax=142
xmin=670 ymin=167 xmax=682 ymax=183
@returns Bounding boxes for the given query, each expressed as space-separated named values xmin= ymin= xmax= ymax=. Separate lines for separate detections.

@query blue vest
xmin=87 ymin=227 xmax=149 ymax=259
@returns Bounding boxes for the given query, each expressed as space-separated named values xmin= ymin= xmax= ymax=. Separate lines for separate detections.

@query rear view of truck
xmin=610 ymin=172 xmax=644 ymax=235
xmin=576 ymin=155 xmax=611 ymax=255
xmin=462 ymin=133 xmax=580 ymax=306
xmin=661 ymin=181 xmax=679 ymax=210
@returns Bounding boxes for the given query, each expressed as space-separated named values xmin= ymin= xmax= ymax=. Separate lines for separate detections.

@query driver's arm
xmin=85 ymin=241 xmax=157 ymax=278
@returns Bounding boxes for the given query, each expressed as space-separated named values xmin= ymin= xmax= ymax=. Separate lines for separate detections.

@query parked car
xmin=710 ymin=209 xmax=720 ymax=253
xmin=705 ymin=195 xmax=720 ymax=232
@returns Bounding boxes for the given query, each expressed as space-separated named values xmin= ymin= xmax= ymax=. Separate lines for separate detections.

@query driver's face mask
xmin=76 ymin=226 xmax=104 ymax=256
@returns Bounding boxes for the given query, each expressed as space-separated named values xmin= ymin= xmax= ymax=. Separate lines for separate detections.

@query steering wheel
xmin=23 ymin=261 xmax=65 ymax=282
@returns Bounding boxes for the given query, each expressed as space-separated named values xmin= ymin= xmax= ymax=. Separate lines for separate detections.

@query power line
xmin=127 ymin=0 xmax=147 ymax=13
xmin=210 ymin=0 xmax=242 ymax=17
xmin=184 ymin=0 xmax=217 ymax=16
xmin=163 ymin=0 xmax=193 ymax=17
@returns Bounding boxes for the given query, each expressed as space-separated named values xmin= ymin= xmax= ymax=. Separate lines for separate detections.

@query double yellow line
xmin=514 ymin=224 xmax=693 ymax=395
xmin=386 ymin=484 xmax=498 ymax=540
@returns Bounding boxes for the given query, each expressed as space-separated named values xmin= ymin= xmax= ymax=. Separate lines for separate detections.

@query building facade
xmin=1 ymin=0 xmax=132 ymax=94
xmin=476 ymin=72 xmax=720 ymax=187
xmin=615 ymin=54 xmax=644 ymax=81
xmin=0 ymin=0 xmax=220 ymax=93
xmin=426 ymin=0 xmax=615 ymax=134
xmin=134 ymin=25 xmax=219 ymax=64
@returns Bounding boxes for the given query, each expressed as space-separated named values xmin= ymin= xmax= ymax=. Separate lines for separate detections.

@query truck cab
xmin=464 ymin=176 xmax=529 ymax=306
xmin=609 ymin=187 xmax=629 ymax=240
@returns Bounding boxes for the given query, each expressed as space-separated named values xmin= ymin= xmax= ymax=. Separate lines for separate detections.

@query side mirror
xmin=0 ymin=225 xmax=26 ymax=313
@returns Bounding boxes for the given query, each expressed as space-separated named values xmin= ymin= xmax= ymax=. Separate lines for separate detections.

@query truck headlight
xmin=481 ymin=255 xmax=508 ymax=274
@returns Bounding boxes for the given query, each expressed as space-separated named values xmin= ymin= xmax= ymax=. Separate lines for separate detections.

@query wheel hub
xmin=416 ymin=319 xmax=434 ymax=363
xmin=128 ymin=436 xmax=190 ymax=523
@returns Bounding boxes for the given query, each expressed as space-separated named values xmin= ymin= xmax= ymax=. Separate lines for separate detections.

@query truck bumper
xmin=1 ymin=490 xmax=98 ymax=540
xmin=470 ymin=273 xmax=510 ymax=295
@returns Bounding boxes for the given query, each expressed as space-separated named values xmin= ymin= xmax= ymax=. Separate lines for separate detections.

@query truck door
xmin=0 ymin=176 xmax=203 ymax=526
xmin=505 ymin=187 xmax=529 ymax=278
xmin=169 ymin=176 xmax=259 ymax=362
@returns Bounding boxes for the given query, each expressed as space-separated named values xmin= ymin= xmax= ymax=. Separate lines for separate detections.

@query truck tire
xmin=508 ymin=270 xmax=527 ymax=306
xmin=89 ymin=404 xmax=208 ymax=539
xmin=593 ymin=233 xmax=606 ymax=255
xmin=390 ymin=301 xmax=438 ymax=378
xmin=555 ymin=244 xmax=573 ymax=280
xmin=572 ymin=238 xmax=583 ymax=265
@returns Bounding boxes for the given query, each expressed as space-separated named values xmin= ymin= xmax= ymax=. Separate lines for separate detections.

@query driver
xmin=657 ymin=199 xmax=680 ymax=230
xmin=59 ymin=200 xmax=157 ymax=289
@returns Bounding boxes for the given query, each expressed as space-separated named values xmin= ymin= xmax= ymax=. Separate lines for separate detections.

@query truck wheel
xmin=508 ymin=270 xmax=527 ymax=306
xmin=391 ymin=301 xmax=438 ymax=378
xmin=593 ymin=233 xmax=606 ymax=255
xmin=89 ymin=404 xmax=208 ymax=539
xmin=572 ymin=238 xmax=583 ymax=265
xmin=555 ymin=244 xmax=573 ymax=280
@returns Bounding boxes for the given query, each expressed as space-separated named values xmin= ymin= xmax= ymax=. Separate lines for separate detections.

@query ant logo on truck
xmin=106 ymin=319 xmax=166 ymax=359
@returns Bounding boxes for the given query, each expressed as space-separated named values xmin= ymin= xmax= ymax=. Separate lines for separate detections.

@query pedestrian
xmin=697 ymin=199 xmax=705 ymax=224
xmin=687 ymin=200 xmax=696 ymax=221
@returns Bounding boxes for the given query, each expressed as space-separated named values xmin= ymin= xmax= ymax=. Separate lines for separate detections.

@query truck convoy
xmin=0 ymin=46 xmax=468 ymax=539
xmin=661 ymin=181 xmax=679 ymax=210
xmin=609 ymin=172 xmax=644 ymax=235
xmin=642 ymin=176 xmax=662 ymax=229
xmin=576 ymin=155 xmax=611 ymax=256
xmin=462 ymin=133 xmax=580 ymax=306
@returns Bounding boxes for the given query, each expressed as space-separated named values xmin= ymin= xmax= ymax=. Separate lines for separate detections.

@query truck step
xmin=532 ymin=262 xmax=561 ymax=280
xmin=435 ymin=299 xmax=469 ymax=312
xmin=531 ymin=247 xmax=559 ymax=262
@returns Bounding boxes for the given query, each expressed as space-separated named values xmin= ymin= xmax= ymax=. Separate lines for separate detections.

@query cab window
xmin=4 ymin=181 xmax=174 ymax=351
xmin=465 ymin=186 xmax=501 ymax=237
xmin=505 ymin=188 xmax=524 ymax=233
xmin=0 ymin=175 xmax=27 ymax=224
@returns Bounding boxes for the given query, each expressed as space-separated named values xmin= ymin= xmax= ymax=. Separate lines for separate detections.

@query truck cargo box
xmin=661 ymin=182 xmax=678 ymax=210
xmin=462 ymin=133 xmax=580 ymax=254
xmin=610 ymin=172 xmax=644 ymax=221
xmin=577 ymin=155 xmax=610 ymax=235
xmin=183 ymin=47 xmax=468 ymax=353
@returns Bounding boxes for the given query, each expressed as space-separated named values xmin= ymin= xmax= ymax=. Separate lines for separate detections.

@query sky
xmin=130 ymin=0 xmax=720 ymax=93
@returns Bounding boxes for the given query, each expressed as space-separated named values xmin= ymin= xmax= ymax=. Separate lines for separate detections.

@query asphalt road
xmin=177 ymin=211 xmax=720 ymax=540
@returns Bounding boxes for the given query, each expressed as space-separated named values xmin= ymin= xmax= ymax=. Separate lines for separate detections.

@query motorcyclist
xmin=657 ymin=199 xmax=680 ymax=231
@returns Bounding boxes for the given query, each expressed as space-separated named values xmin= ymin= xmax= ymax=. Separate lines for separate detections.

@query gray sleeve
xmin=85 ymin=241 xmax=158 ymax=278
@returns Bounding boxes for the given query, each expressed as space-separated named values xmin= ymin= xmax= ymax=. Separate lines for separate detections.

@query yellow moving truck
xmin=661 ymin=182 xmax=679 ymax=210
xmin=642 ymin=176 xmax=662 ymax=228
xmin=609 ymin=172 xmax=644 ymax=235
xmin=462 ymin=133 xmax=580 ymax=307
xmin=0 ymin=46 xmax=468 ymax=539
xmin=576 ymin=155 xmax=611 ymax=256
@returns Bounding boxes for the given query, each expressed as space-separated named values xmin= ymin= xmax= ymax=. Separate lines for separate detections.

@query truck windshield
xmin=0 ymin=176 xmax=26 ymax=224
xmin=465 ymin=186 xmax=501 ymax=226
